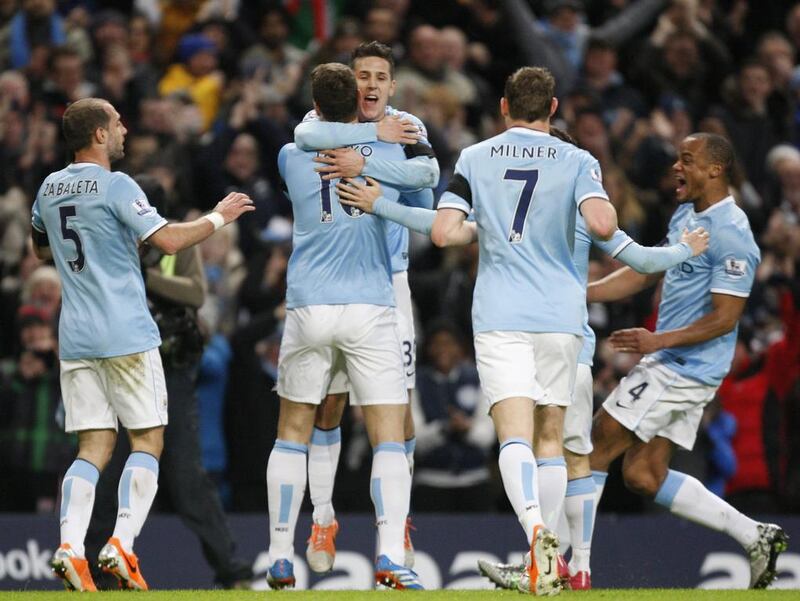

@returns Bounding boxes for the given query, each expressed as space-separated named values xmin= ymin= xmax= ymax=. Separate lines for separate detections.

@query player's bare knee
xmin=315 ymin=393 xmax=346 ymax=429
xmin=622 ymin=465 xmax=661 ymax=497
xmin=403 ymin=400 xmax=415 ymax=439
xmin=77 ymin=429 xmax=117 ymax=471
xmin=363 ymin=404 xmax=405 ymax=446
xmin=129 ymin=426 xmax=165 ymax=459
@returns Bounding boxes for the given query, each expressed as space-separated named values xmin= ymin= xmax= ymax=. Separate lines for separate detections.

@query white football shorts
xmin=327 ymin=271 xmax=416 ymax=396
xmin=603 ymin=356 xmax=717 ymax=450
xmin=61 ymin=348 xmax=168 ymax=432
xmin=278 ymin=304 xmax=407 ymax=406
xmin=474 ymin=331 xmax=582 ymax=409
xmin=563 ymin=363 xmax=594 ymax=455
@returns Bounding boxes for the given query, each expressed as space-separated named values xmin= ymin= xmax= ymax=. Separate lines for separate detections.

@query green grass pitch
xmin=1 ymin=591 xmax=799 ymax=600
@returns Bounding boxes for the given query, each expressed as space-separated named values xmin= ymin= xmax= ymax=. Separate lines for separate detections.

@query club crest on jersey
xmin=725 ymin=258 xmax=746 ymax=278
xmin=132 ymin=198 xmax=155 ymax=216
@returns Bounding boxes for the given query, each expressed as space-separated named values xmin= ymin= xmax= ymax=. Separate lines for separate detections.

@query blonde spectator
xmin=21 ymin=265 xmax=61 ymax=320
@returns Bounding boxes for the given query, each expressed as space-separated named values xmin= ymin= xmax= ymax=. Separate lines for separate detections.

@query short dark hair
xmin=62 ymin=98 xmax=111 ymax=154
xmin=549 ymin=125 xmax=577 ymax=146
xmin=351 ymin=41 xmax=395 ymax=77
xmin=504 ymin=67 xmax=555 ymax=123
xmin=690 ymin=132 xmax=735 ymax=181
xmin=311 ymin=63 xmax=358 ymax=123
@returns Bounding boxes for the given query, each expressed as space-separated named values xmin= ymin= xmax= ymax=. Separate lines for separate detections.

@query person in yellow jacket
xmin=159 ymin=33 xmax=223 ymax=131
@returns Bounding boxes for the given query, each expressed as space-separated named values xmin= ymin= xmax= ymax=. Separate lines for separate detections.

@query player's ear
xmin=388 ymin=78 xmax=396 ymax=97
xmin=95 ymin=126 xmax=107 ymax=145
xmin=709 ymin=162 xmax=722 ymax=179
xmin=549 ymin=97 xmax=559 ymax=119
xmin=500 ymin=97 xmax=509 ymax=118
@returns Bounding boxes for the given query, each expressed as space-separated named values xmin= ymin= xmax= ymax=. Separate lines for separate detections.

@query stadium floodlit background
xmin=1 ymin=0 xmax=800 ymax=592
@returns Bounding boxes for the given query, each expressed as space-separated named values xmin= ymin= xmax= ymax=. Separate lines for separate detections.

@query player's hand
xmin=609 ymin=327 xmax=663 ymax=354
xmin=681 ymin=227 xmax=710 ymax=257
xmin=376 ymin=116 xmax=421 ymax=145
xmin=336 ymin=177 xmax=382 ymax=213
xmin=213 ymin=192 xmax=255 ymax=224
xmin=314 ymin=148 xmax=365 ymax=180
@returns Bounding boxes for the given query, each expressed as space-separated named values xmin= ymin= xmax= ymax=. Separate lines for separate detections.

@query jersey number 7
xmin=505 ymin=169 xmax=539 ymax=244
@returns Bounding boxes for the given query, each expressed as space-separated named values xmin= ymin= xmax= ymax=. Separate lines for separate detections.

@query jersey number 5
xmin=504 ymin=169 xmax=539 ymax=244
xmin=59 ymin=205 xmax=85 ymax=273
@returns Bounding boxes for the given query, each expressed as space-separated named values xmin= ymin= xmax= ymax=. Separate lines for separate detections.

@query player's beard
xmin=108 ymin=139 xmax=125 ymax=162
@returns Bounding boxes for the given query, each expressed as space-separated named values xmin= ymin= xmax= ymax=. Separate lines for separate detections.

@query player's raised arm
xmin=579 ymin=197 xmax=617 ymax=241
xmin=575 ymin=153 xmax=617 ymax=240
xmin=597 ymin=227 xmax=710 ymax=274
xmin=146 ymin=191 xmax=254 ymax=255
xmin=586 ymin=266 xmax=661 ymax=303
xmin=337 ymin=177 xmax=436 ymax=235
xmin=294 ymin=113 xmax=420 ymax=150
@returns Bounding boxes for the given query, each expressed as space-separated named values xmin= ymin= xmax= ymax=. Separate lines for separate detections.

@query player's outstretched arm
xmin=609 ymin=293 xmax=747 ymax=354
xmin=295 ymin=115 xmax=421 ymax=151
xmin=147 ymin=192 xmax=254 ymax=255
xmin=613 ymin=227 xmax=709 ymax=274
xmin=431 ymin=208 xmax=477 ymax=247
xmin=337 ymin=177 xmax=436 ymax=235
xmin=315 ymin=149 xmax=439 ymax=190
xmin=580 ymin=197 xmax=618 ymax=241
xmin=587 ymin=266 xmax=661 ymax=303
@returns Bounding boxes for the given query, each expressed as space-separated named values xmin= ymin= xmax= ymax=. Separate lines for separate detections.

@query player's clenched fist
xmin=681 ymin=227 xmax=710 ymax=257
xmin=337 ymin=177 xmax=382 ymax=213
xmin=214 ymin=192 xmax=255 ymax=224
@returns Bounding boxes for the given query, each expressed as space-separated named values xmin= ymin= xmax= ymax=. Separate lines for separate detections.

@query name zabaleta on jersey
xmin=42 ymin=180 xmax=99 ymax=197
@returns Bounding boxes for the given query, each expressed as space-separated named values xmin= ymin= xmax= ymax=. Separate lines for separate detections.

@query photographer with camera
xmin=85 ymin=175 xmax=253 ymax=589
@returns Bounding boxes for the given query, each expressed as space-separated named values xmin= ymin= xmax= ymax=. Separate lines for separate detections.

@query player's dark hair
xmin=690 ymin=132 xmax=735 ymax=182
xmin=351 ymin=41 xmax=395 ymax=77
xmin=504 ymin=67 xmax=555 ymax=123
xmin=311 ymin=63 xmax=358 ymax=123
xmin=62 ymin=97 xmax=111 ymax=154
xmin=549 ymin=125 xmax=577 ymax=146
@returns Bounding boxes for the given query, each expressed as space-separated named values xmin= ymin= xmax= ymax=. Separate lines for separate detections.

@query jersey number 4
xmin=59 ymin=205 xmax=85 ymax=273
xmin=504 ymin=169 xmax=539 ymax=244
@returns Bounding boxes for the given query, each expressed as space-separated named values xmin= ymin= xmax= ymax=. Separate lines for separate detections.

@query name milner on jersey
xmin=42 ymin=180 xmax=99 ymax=197
xmin=489 ymin=145 xmax=558 ymax=159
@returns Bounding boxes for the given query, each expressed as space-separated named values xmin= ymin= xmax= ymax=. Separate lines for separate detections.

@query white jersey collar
xmin=692 ymin=195 xmax=734 ymax=217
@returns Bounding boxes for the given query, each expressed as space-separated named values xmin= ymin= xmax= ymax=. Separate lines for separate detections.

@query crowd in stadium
xmin=0 ymin=0 xmax=799 ymax=525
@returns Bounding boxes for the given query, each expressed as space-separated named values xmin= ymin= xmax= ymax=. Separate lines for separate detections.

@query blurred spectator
xmin=755 ymin=32 xmax=794 ymax=141
xmin=711 ymin=61 xmax=777 ymax=193
xmin=240 ymin=5 xmax=307 ymax=106
xmin=8 ymin=0 xmax=66 ymax=70
xmin=0 ymin=311 xmax=73 ymax=512
xmin=364 ymin=6 xmax=402 ymax=60
xmin=159 ymin=32 xmax=223 ymax=131
xmin=411 ymin=321 xmax=495 ymax=511
xmin=394 ymin=24 xmax=478 ymax=121
xmin=578 ymin=37 xmax=646 ymax=126
xmin=41 ymin=46 xmax=97 ymax=120
xmin=719 ymin=280 xmax=800 ymax=512
xmin=197 ymin=223 xmax=246 ymax=336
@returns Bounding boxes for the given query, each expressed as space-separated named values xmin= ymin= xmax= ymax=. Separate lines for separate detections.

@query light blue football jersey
xmin=278 ymin=143 xmax=396 ymax=309
xmin=297 ymin=106 xmax=435 ymax=273
xmin=652 ymin=196 xmax=760 ymax=385
xmin=439 ymin=127 xmax=609 ymax=335
xmin=574 ymin=220 xmax=634 ymax=366
xmin=31 ymin=163 xmax=166 ymax=360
